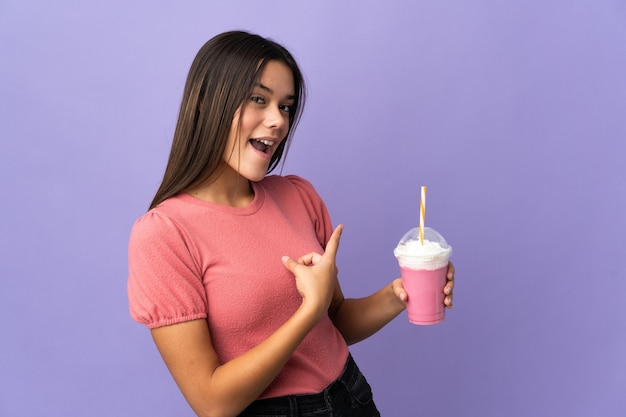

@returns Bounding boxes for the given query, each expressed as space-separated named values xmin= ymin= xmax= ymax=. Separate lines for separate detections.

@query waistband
xmin=240 ymin=354 xmax=360 ymax=415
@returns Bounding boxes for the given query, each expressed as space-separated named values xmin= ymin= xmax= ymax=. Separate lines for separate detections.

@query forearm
xmin=331 ymin=282 xmax=405 ymax=345
xmin=207 ymin=304 xmax=321 ymax=414
xmin=153 ymin=302 xmax=323 ymax=417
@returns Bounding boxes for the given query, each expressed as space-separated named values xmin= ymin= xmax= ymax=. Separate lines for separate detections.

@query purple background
xmin=2 ymin=1 xmax=625 ymax=416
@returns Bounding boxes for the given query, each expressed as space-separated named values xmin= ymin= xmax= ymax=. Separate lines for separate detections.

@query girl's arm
xmin=329 ymin=262 xmax=455 ymax=345
xmin=150 ymin=225 xmax=344 ymax=417
xmin=152 ymin=304 xmax=319 ymax=417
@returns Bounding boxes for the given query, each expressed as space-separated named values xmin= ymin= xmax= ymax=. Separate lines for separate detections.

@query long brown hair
xmin=149 ymin=31 xmax=306 ymax=209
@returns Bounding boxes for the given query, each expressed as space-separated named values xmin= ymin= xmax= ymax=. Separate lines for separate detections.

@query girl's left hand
xmin=392 ymin=261 xmax=455 ymax=308
xmin=444 ymin=261 xmax=455 ymax=308
xmin=391 ymin=278 xmax=408 ymax=305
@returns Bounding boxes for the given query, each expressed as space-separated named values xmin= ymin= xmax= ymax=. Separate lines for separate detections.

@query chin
xmin=244 ymin=169 xmax=269 ymax=183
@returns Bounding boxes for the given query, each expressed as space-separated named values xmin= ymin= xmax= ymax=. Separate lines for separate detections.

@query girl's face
xmin=222 ymin=60 xmax=295 ymax=182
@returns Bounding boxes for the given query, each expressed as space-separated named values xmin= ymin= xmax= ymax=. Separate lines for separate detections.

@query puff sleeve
xmin=127 ymin=211 xmax=208 ymax=329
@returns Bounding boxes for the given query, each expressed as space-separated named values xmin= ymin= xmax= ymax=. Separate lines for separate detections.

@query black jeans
xmin=238 ymin=354 xmax=380 ymax=417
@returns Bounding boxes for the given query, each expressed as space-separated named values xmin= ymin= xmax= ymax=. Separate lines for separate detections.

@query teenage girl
xmin=128 ymin=31 xmax=455 ymax=417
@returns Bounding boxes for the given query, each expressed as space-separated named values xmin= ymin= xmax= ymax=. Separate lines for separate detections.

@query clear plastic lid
xmin=393 ymin=226 xmax=452 ymax=269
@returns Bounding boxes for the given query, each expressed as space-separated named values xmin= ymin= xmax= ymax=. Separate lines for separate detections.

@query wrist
xmin=297 ymin=298 xmax=327 ymax=326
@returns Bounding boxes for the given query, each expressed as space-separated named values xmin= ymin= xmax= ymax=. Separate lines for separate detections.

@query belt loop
xmin=288 ymin=395 xmax=298 ymax=417
xmin=323 ymin=385 xmax=334 ymax=417
xmin=339 ymin=354 xmax=355 ymax=390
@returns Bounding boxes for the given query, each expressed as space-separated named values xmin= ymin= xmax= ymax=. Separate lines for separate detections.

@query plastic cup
xmin=393 ymin=227 xmax=452 ymax=325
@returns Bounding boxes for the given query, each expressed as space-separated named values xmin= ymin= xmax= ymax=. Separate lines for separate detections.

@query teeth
xmin=255 ymin=139 xmax=273 ymax=146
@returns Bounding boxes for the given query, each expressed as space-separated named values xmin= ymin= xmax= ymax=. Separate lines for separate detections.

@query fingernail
xmin=281 ymin=256 xmax=288 ymax=263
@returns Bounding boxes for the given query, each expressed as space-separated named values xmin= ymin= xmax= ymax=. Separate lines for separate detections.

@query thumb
xmin=281 ymin=255 xmax=300 ymax=274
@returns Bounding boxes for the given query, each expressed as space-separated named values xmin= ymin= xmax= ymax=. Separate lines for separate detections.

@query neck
xmin=187 ymin=166 xmax=255 ymax=207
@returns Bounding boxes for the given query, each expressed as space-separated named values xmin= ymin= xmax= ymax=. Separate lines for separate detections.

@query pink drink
xmin=394 ymin=227 xmax=452 ymax=325
xmin=400 ymin=265 xmax=447 ymax=325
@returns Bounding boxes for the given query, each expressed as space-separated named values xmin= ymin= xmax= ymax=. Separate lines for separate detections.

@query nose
xmin=265 ymin=105 xmax=288 ymax=133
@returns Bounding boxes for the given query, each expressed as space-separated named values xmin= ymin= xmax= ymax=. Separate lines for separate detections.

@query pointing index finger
xmin=323 ymin=224 xmax=343 ymax=260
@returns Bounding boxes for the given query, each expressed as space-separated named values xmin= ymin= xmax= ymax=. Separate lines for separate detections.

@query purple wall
xmin=2 ymin=1 xmax=625 ymax=416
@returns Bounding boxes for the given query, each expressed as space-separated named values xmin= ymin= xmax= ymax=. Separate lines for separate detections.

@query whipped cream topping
xmin=394 ymin=239 xmax=451 ymax=270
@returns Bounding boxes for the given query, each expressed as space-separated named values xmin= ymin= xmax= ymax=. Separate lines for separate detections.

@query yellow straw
xmin=420 ymin=186 xmax=426 ymax=244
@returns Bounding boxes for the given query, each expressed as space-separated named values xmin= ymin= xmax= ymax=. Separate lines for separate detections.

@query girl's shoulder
xmin=262 ymin=174 xmax=321 ymax=201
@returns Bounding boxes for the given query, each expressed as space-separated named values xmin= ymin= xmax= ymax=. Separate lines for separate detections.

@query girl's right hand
xmin=281 ymin=224 xmax=343 ymax=321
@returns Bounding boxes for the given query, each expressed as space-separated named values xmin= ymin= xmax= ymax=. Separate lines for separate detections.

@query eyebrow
xmin=255 ymin=83 xmax=295 ymax=101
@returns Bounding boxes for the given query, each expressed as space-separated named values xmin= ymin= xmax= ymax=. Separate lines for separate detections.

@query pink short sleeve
xmin=127 ymin=211 xmax=208 ymax=329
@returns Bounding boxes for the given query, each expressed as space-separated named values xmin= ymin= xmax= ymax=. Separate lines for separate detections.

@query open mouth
xmin=250 ymin=138 xmax=273 ymax=154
